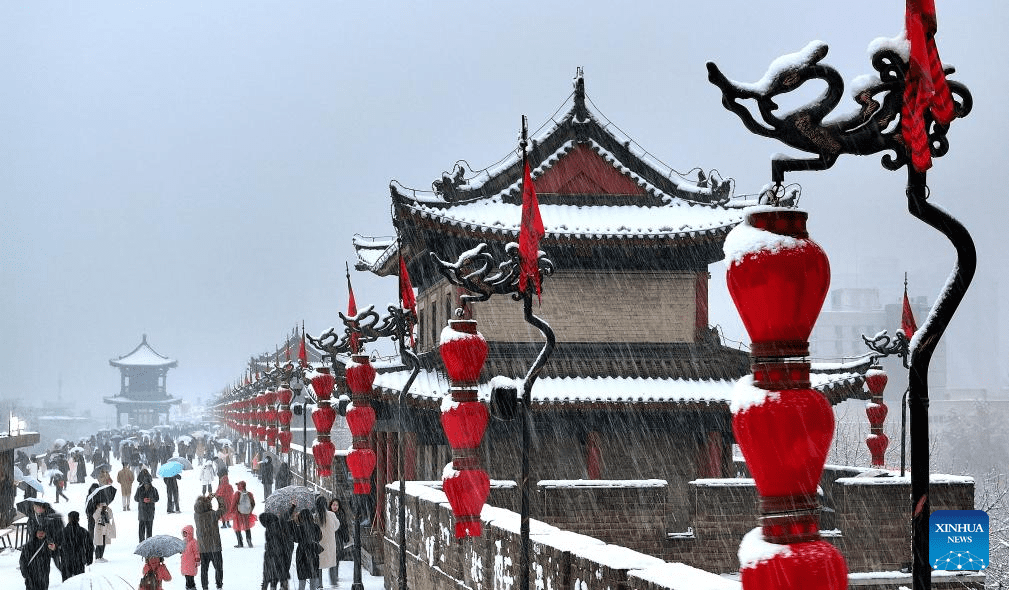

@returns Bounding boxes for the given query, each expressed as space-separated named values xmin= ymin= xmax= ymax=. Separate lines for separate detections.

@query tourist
xmin=20 ymin=528 xmax=58 ymax=590
xmin=92 ymin=500 xmax=116 ymax=562
xmin=215 ymin=474 xmax=234 ymax=529
xmin=293 ymin=508 xmax=322 ymax=590
xmin=260 ymin=455 xmax=275 ymax=498
xmin=200 ymin=461 xmax=216 ymax=495
xmin=165 ymin=473 xmax=182 ymax=513
xmin=180 ymin=524 xmax=201 ymax=590
xmin=260 ymin=510 xmax=295 ymax=590
xmin=50 ymin=470 xmax=69 ymax=503
xmin=117 ymin=462 xmax=135 ymax=511
xmin=59 ymin=510 xmax=93 ymax=580
xmin=75 ymin=452 xmax=87 ymax=484
xmin=140 ymin=556 xmax=173 ymax=590
xmin=194 ymin=494 xmax=226 ymax=590
xmin=315 ymin=495 xmax=342 ymax=587
xmin=134 ymin=469 xmax=159 ymax=542
xmin=232 ymin=480 xmax=256 ymax=547
xmin=275 ymin=461 xmax=292 ymax=490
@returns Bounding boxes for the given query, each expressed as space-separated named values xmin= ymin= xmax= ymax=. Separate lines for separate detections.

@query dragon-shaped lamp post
xmin=431 ymin=241 xmax=554 ymax=590
xmin=708 ymin=33 xmax=972 ymax=590
xmin=863 ymin=324 xmax=913 ymax=476
xmin=309 ymin=305 xmax=419 ymax=590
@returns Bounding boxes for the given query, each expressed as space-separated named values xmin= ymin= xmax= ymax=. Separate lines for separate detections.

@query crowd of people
xmin=14 ymin=429 xmax=351 ymax=590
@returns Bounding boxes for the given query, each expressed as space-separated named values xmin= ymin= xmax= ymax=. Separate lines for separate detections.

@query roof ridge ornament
xmin=573 ymin=67 xmax=588 ymax=121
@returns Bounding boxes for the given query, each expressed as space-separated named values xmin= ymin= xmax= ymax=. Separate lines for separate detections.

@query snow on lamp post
xmin=707 ymin=7 xmax=973 ymax=586
xmin=725 ymin=208 xmax=846 ymax=590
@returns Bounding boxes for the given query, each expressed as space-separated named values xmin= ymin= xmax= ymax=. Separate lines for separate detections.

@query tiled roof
xmin=109 ymin=335 xmax=177 ymax=368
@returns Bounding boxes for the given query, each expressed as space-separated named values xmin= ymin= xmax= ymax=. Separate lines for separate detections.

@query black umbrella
xmin=16 ymin=498 xmax=50 ymax=515
xmin=263 ymin=485 xmax=318 ymax=516
xmin=86 ymin=484 xmax=118 ymax=516
xmin=134 ymin=534 xmax=186 ymax=558
xmin=90 ymin=463 xmax=112 ymax=478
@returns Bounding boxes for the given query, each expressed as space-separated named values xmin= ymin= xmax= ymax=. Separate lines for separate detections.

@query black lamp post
xmin=432 ymin=234 xmax=554 ymax=590
xmin=707 ymin=32 xmax=972 ymax=590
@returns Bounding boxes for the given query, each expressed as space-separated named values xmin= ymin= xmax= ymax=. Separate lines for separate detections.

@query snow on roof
xmin=372 ymin=367 xmax=737 ymax=406
xmin=400 ymin=179 xmax=742 ymax=242
xmin=351 ymin=235 xmax=397 ymax=271
xmin=110 ymin=335 xmax=177 ymax=368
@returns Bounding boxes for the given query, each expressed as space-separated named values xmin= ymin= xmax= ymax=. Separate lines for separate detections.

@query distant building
xmin=103 ymin=334 xmax=181 ymax=427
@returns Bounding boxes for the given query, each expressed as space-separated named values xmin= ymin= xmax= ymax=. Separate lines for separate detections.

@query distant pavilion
xmin=104 ymin=334 xmax=182 ymax=427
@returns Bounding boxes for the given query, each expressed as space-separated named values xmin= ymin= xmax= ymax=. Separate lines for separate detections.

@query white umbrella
xmin=51 ymin=438 xmax=67 ymax=449
xmin=60 ymin=570 xmax=136 ymax=590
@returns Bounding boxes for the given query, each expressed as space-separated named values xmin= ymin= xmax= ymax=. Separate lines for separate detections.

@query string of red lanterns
xmin=863 ymin=367 xmax=889 ymax=467
xmin=725 ymin=207 xmax=847 ymax=590
xmin=310 ymin=367 xmax=337 ymax=477
xmin=344 ymin=354 xmax=377 ymax=493
xmin=439 ymin=317 xmax=490 ymax=538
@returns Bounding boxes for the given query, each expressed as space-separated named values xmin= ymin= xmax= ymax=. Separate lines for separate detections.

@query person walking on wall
xmin=117 ymin=463 xmax=135 ymax=511
xmin=134 ymin=469 xmax=159 ymax=542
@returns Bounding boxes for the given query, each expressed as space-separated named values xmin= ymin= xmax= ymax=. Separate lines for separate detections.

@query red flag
xmin=902 ymin=288 xmax=918 ymax=339
xmin=298 ymin=327 xmax=308 ymax=368
xmin=347 ymin=270 xmax=360 ymax=354
xmin=902 ymin=0 xmax=955 ymax=172
xmin=399 ymin=255 xmax=417 ymax=348
xmin=518 ymin=161 xmax=545 ymax=300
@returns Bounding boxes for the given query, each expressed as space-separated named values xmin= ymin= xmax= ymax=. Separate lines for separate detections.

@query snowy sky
xmin=2 ymin=1 xmax=1007 ymax=416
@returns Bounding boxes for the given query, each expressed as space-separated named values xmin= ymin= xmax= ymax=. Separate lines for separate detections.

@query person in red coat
xmin=140 ymin=556 xmax=172 ymax=590
xmin=214 ymin=475 xmax=234 ymax=529
xmin=231 ymin=480 xmax=257 ymax=548
xmin=180 ymin=525 xmax=200 ymax=590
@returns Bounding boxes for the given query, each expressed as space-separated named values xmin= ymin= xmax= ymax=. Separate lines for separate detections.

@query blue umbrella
xmin=157 ymin=461 xmax=183 ymax=478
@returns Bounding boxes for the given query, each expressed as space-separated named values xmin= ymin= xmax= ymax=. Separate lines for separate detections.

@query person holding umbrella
xmin=139 ymin=556 xmax=173 ymax=590
xmin=91 ymin=499 xmax=116 ymax=562
xmin=49 ymin=470 xmax=69 ymax=503
xmin=293 ymin=508 xmax=323 ymax=590
xmin=134 ymin=469 xmax=159 ymax=542
xmin=118 ymin=462 xmax=135 ymax=511
xmin=260 ymin=509 xmax=295 ymax=590
xmin=162 ymin=469 xmax=182 ymax=513
xmin=59 ymin=510 xmax=93 ymax=580
xmin=20 ymin=528 xmax=59 ymax=590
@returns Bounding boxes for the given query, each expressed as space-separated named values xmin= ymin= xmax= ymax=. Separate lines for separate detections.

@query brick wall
xmin=415 ymin=270 xmax=700 ymax=351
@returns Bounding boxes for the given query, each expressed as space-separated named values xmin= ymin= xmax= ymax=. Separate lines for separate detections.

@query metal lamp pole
xmin=707 ymin=35 xmax=972 ymax=590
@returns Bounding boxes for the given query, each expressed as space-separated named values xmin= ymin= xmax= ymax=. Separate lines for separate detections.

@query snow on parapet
xmin=730 ymin=375 xmax=779 ymax=414
xmin=723 ymin=206 xmax=802 ymax=265
xmin=631 ymin=562 xmax=741 ymax=590
xmin=738 ymin=527 xmax=792 ymax=570
xmin=538 ymin=479 xmax=667 ymax=489
xmin=733 ymin=41 xmax=828 ymax=94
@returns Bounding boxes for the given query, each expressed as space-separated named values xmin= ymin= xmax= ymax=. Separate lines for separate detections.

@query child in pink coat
xmin=180 ymin=525 xmax=200 ymax=590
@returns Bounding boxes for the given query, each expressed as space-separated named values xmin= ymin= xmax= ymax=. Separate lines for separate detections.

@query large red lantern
xmin=344 ymin=355 xmax=377 ymax=494
xmin=311 ymin=370 xmax=335 ymax=401
xmin=312 ymin=439 xmax=336 ymax=477
xmin=725 ymin=207 xmax=847 ymax=589
xmin=439 ymin=319 xmax=490 ymax=538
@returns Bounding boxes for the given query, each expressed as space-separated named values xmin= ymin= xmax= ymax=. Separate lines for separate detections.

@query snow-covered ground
xmin=1 ymin=460 xmax=385 ymax=589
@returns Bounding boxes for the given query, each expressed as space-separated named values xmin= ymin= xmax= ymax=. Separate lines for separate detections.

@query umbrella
xmin=189 ymin=430 xmax=209 ymax=438
xmin=16 ymin=498 xmax=50 ymax=515
xmin=176 ymin=435 xmax=193 ymax=444
xmin=14 ymin=466 xmax=24 ymax=479
xmin=167 ymin=456 xmax=193 ymax=469
xmin=60 ymin=570 xmax=137 ymax=590
xmin=90 ymin=463 xmax=112 ymax=478
xmin=216 ymin=438 xmax=231 ymax=446
xmin=85 ymin=484 xmax=118 ymax=515
xmin=43 ymin=468 xmax=64 ymax=478
xmin=263 ymin=485 xmax=319 ymax=516
xmin=157 ymin=462 xmax=183 ymax=478
xmin=18 ymin=478 xmax=44 ymax=494
xmin=134 ymin=534 xmax=186 ymax=558
xmin=70 ymin=446 xmax=86 ymax=454
xmin=51 ymin=438 xmax=67 ymax=449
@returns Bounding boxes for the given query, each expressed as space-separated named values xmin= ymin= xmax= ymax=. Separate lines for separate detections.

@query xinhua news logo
xmin=930 ymin=510 xmax=988 ymax=571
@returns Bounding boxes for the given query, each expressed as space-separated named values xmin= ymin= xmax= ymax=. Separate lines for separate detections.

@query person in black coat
xmin=165 ymin=473 xmax=182 ymax=513
xmin=260 ymin=510 xmax=296 ymax=590
xmin=134 ymin=470 xmax=159 ymax=542
xmin=75 ymin=453 xmax=87 ymax=484
xmin=274 ymin=462 xmax=292 ymax=490
xmin=260 ymin=456 xmax=275 ymax=499
xmin=293 ymin=508 xmax=322 ymax=590
xmin=20 ymin=529 xmax=59 ymax=590
xmin=59 ymin=510 xmax=93 ymax=581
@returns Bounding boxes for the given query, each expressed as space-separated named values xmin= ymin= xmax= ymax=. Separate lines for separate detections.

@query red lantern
xmin=864 ymin=366 xmax=889 ymax=467
xmin=439 ymin=320 xmax=488 ymax=383
xmin=347 ymin=448 xmax=377 ymax=494
xmin=346 ymin=405 xmax=376 ymax=438
xmin=725 ymin=209 xmax=829 ymax=358
xmin=866 ymin=402 xmax=888 ymax=425
xmin=866 ymin=433 xmax=889 ymax=459
xmin=278 ymin=430 xmax=293 ymax=453
xmin=265 ymin=426 xmax=278 ymax=445
xmin=277 ymin=388 xmax=293 ymax=405
xmin=312 ymin=405 xmax=337 ymax=433
xmin=312 ymin=439 xmax=336 ymax=477
xmin=740 ymin=532 xmax=847 ymax=590
xmin=277 ymin=408 xmax=293 ymax=426
xmin=732 ymin=387 xmax=834 ymax=498
xmin=311 ymin=369 xmax=336 ymax=401
xmin=864 ymin=369 xmax=888 ymax=396
xmin=440 ymin=401 xmax=489 ymax=450
xmin=442 ymin=466 xmax=490 ymax=538
xmin=346 ymin=356 xmax=376 ymax=395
